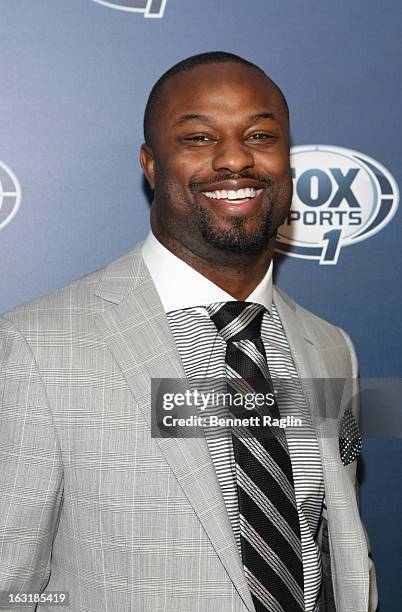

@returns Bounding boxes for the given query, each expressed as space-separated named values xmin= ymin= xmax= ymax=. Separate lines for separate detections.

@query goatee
xmin=197 ymin=205 xmax=274 ymax=254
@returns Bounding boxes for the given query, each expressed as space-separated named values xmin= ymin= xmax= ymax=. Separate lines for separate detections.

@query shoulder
xmin=0 ymin=244 xmax=138 ymax=335
xmin=1 ymin=266 xmax=105 ymax=335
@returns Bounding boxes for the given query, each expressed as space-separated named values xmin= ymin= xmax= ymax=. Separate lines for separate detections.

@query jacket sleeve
xmin=337 ymin=326 xmax=378 ymax=612
xmin=0 ymin=317 xmax=63 ymax=611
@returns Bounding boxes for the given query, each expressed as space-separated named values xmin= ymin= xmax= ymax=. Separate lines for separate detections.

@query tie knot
xmin=206 ymin=301 xmax=266 ymax=342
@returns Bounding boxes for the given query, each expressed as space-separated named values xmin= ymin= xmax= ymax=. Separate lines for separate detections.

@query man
xmin=0 ymin=52 xmax=377 ymax=611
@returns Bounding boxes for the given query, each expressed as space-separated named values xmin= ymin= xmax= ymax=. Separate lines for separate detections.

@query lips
xmin=202 ymin=187 xmax=263 ymax=201
xmin=200 ymin=184 xmax=266 ymax=215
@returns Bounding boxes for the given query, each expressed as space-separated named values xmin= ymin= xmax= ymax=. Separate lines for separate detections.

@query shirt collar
xmin=141 ymin=231 xmax=273 ymax=314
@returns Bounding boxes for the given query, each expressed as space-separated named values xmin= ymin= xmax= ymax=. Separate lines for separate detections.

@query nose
xmin=211 ymin=137 xmax=254 ymax=174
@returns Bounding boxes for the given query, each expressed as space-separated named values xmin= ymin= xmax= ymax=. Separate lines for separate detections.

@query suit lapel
xmin=94 ymin=246 xmax=255 ymax=612
xmin=274 ymin=288 xmax=369 ymax=612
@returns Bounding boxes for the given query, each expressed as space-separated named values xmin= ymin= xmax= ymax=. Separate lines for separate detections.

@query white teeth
xmin=202 ymin=187 xmax=262 ymax=200
xmin=228 ymin=189 xmax=246 ymax=199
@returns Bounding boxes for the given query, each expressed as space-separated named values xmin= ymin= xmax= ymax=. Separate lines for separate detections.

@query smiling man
xmin=0 ymin=52 xmax=377 ymax=612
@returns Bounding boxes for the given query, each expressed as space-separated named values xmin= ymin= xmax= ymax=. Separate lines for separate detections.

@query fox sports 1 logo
xmin=276 ymin=145 xmax=399 ymax=264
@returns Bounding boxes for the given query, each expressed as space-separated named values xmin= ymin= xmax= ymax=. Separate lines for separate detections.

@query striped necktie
xmin=206 ymin=301 xmax=304 ymax=612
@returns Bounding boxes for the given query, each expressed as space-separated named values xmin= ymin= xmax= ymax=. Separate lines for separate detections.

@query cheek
xmin=153 ymin=161 xmax=198 ymax=216
xmin=166 ymin=148 xmax=212 ymax=181
xmin=155 ymin=156 xmax=190 ymax=188
xmin=265 ymin=152 xmax=290 ymax=173
xmin=255 ymin=148 xmax=289 ymax=178
xmin=270 ymin=158 xmax=292 ymax=192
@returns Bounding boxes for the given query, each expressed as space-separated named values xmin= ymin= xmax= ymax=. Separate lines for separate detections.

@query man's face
xmin=141 ymin=62 xmax=292 ymax=260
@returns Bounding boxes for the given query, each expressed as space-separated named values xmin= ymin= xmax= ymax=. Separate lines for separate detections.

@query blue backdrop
xmin=1 ymin=1 xmax=401 ymax=608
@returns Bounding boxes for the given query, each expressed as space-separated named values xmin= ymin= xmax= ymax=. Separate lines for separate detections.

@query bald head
xmin=143 ymin=51 xmax=289 ymax=148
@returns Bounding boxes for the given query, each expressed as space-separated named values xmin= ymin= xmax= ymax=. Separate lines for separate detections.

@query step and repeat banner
xmin=1 ymin=0 xmax=401 ymax=608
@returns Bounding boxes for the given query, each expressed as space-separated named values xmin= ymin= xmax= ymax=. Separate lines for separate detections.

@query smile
xmin=202 ymin=187 xmax=264 ymax=201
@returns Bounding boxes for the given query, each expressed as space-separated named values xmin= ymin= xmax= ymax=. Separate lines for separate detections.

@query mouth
xmin=199 ymin=185 xmax=266 ymax=215
xmin=202 ymin=186 xmax=264 ymax=204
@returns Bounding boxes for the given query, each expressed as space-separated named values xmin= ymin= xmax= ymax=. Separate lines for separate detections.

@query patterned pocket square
xmin=339 ymin=407 xmax=363 ymax=465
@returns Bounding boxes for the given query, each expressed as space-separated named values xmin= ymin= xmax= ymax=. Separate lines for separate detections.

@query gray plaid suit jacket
xmin=0 ymin=243 xmax=377 ymax=611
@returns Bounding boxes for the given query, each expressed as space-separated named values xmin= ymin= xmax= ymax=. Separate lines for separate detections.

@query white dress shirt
xmin=141 ymin=230 xmax=273 ymax=313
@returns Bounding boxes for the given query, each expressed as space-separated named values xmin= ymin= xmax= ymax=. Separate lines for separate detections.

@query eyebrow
xmin=174 ymin=114 xmax=211 ymax=125
xmin=174 ymin=111 xmax=279 ymax=126
xmin=247 ymin=112 xmax=278 ymax=122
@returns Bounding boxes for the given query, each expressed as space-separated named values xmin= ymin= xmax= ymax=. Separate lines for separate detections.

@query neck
xmin=151 ymin=222 xmax=275 ymax=301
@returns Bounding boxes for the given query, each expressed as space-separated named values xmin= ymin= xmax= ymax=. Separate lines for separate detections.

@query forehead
xmin=159 ymin=62 xmax=287 ymax=123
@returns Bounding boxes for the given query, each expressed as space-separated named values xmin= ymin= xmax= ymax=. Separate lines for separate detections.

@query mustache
xmin=189 ymin=172 xmax=274 ymax=192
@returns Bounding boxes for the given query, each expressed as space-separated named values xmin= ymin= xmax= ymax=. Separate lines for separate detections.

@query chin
xmin=198 ymin=208 xmax=274 ymax=255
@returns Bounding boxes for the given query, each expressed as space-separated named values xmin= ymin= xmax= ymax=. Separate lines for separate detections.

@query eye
xmin=187 ymin=135 xmax=208 ymax=141
xmin=247 ymin=132 xmax=277 ymax=142
xmin=180 ymin=133 xmax=217 ymax=146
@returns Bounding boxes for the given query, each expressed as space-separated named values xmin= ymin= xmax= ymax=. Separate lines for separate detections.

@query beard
xmin=196 ymin=201 xmax=274 ymax=254
xmin=151 ymin=163 xmax=291 ymax=257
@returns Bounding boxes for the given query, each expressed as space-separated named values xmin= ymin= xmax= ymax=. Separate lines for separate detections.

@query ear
xmin=140 ymin=143 xmax=155 ymax=190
